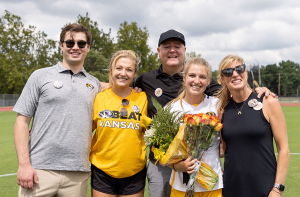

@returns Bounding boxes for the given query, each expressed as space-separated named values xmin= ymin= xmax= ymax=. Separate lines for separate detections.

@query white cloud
xmin=1 ymin=0 xmax=300 ymax=71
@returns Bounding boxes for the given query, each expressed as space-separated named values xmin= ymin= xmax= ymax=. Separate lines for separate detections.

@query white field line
xmin=1 ymin=153 xmax=300 ymax=178
xmin=0 ymin=173 xmax=17 ymax=177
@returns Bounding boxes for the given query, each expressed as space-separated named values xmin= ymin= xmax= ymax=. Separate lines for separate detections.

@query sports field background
xmin=0 ymin=106 xmax=299 ymax=196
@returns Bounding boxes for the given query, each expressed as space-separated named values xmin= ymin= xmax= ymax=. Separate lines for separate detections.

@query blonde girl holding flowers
xmin=90 ymin=50 xmax=150 ymax=197
xmin=169 ymin=57 xmax=223 ymax=197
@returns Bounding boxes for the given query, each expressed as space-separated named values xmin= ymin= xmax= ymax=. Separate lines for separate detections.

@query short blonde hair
xmin=106 ymin=50 xmax=140 ymax=90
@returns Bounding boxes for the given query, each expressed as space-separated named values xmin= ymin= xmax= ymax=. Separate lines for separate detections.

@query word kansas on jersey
xmin=98 ymin=110 xmax=142 ymax=130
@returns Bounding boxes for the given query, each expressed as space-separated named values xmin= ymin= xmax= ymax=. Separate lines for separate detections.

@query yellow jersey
xmin=90 ymin=88 xmax=149 ymax=178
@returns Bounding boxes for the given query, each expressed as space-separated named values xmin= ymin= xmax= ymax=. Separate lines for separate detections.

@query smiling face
xmin=221 ymin=60 xmax=248 ymax=91
xmin=60 ymin=31 xmax=90 ymax=68
xmin=157 ymin=39 xmax=186 ymax=69
xmin=112 ymin=57 xmax=136 ymax=88
xmin=184 ymin=64 xmax=209 ymax=98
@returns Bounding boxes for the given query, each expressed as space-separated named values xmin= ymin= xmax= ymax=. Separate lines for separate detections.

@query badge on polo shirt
xmin=53 ymin=80 xmax=63 ymax=89
xmin=86 ymin=83 xmax=94 ymax=90
xmin=155 ymin=88 xmax=163 ymax=97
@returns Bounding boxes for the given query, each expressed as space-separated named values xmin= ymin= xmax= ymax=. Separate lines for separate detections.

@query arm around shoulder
xmin=100 ymin=82 xmax=109 ymax=90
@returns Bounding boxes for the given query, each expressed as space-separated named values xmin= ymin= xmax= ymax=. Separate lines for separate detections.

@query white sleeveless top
xmin=169 ymin=95 xmax=223 ymax=192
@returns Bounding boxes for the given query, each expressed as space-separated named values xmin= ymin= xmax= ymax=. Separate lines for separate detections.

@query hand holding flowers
xmin=183 ymin=113 xmax=223 ymax=197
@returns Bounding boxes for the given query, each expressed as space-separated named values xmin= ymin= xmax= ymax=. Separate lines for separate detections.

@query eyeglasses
xmin=120 ymin=99 xmax=129 ymax=116
xmin=221 ymin=64 xmax=246 ymax=77
xmin=63 ymin=41 xmax=87 ymax=48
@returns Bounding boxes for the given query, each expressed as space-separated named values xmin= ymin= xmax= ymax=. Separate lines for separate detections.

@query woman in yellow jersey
xmin=90 ymin=50 xmax=150 ymax=197
xmin=168 ymin=58 xmax=223 ymax=197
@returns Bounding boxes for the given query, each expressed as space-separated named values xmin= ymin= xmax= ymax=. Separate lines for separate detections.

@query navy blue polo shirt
xmin=134 ymin=64 xmax=221 ymax=118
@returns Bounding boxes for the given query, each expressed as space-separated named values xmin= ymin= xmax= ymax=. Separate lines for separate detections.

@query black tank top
xmin=221 ymin=92 xmax=277 ymax=197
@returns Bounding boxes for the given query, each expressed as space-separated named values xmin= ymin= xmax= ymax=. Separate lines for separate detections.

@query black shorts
xmin=91 ymin=164 xmax=146 ymax=195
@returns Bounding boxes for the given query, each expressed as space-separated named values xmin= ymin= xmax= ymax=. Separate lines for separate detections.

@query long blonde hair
xmin=171 ymin=57 xmax=212 ymax=108
xmin=103 ymin=50 xmax=140 ymax=91
xmin=216 ymin=54 xmax=246 ymax=114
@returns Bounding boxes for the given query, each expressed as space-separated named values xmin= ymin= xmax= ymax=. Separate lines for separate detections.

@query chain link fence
xmin=0 ymin=94 xmax=299 ymax=107
xmin=278 ymin=96 xmax=300 ymax=103
xmin=0 ymin=94 xmax=20 ymax=107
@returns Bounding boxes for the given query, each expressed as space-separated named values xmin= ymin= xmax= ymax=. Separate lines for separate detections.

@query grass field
xmin=1 ymin=107 xmax=300 ymax=196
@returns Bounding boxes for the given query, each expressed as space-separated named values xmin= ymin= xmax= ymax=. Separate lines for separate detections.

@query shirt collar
xmin=156 ymin=64 xmax=182 ymax=79
xmin=55 ymin=62 xmax=87 ymax=77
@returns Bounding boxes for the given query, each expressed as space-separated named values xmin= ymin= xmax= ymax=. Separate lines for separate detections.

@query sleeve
xmin=204 ymin=77 xmax=222 ymax=96
xmin=13 ymin=70 xmax=43 ymax=117
xmin=132 ymin=74 xmax=144 ymax=89
xmin=92 ymin=94 xmax=100 ymax=130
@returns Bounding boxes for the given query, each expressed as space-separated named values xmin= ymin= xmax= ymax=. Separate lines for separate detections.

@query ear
xmin=86 ymin=44 xmax=90 ymax=53
xmin=60 ymin=42 xmax=64 ymax=52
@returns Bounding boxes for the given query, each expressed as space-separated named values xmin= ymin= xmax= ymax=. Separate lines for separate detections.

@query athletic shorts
xmin=91 ymin=164 xmax=146 ymax=195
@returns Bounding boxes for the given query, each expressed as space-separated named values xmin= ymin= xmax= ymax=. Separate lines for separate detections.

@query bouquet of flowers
xmin=144 ymin=98 xmax=223 ymax=194
xmin=144 ymin=99 xmax=187 ymax=165
xmin=183 ymin=113 xmax=223 ymax=197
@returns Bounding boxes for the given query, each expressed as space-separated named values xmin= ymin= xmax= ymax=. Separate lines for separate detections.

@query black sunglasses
xmin=120 ymin=99 xmax=130 ymax=117
xmin=222 ymin=64 xmax=246 ymax=77
xmin=63 ymin=41 xmax=87 ymax=48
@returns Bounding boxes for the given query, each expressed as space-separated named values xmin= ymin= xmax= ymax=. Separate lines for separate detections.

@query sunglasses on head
xmin=63 ymin=41 xmax=87 ymax=48
xmin=222 ymin=64 xmax=246 ymax=77
xmin=120 ymin=99 xmax=130 ymax=117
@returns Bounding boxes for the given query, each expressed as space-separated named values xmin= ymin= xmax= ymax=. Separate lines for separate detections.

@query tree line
xmin=1 ymin=10 xmax=300 ymax=95
xmin=0 ymin=10 xmax=160 ymax=94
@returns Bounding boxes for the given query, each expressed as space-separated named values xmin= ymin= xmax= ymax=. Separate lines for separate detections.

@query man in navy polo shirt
xmin=135 ymin=29 xmax=221 ymax=197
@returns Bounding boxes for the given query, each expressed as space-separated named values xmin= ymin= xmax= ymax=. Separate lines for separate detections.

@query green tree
xmin=0 ymin=10 xmax=59 ymax=93
xmin=116 ymin=21 xmax=159 ymax=75
xmin=278 ymin=60 xmax=300 ymax=96
xmin=260 ymin=61 xmax=300 ymax=96
xmin=211 ymin=70 xmax=219 ymax=83
xmin=185 ymin=51 xmax=201 ymax=61
xmin=76 ymin=13 xmax=115 ymax=59
xmin=72 ymin=13 xmax=115 ymax=82
xmin=260 ymin=64 xmax=279 ymax=94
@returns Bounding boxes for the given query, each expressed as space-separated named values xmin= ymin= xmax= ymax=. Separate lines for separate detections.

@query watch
xmin=274 ymin=183 xmax=285 ymax=191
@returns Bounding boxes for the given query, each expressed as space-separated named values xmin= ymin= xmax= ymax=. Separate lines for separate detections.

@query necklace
xmin=233 ymin=99 xmax=247 ymax=115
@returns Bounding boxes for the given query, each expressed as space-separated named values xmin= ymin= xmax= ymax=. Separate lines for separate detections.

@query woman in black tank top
xmin=216 ymin=55 xmax=289 ymax=197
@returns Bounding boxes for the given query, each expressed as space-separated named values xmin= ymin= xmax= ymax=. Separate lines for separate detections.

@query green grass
xmin=1 ymin=107 xmax=300 ymax=196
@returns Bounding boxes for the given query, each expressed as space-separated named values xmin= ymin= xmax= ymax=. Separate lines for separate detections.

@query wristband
xmin=272 ymin=188 xmax=282 ymax=196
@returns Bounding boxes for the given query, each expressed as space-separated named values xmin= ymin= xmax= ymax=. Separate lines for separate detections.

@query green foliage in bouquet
xmin=147 ymin=97 xmax=185 ymax=153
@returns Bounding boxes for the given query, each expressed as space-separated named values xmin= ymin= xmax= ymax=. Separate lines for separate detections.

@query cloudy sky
xmin=1 ymin=0 xmax=300 ymax=70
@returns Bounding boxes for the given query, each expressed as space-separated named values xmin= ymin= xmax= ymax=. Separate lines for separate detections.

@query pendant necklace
xmin=233 ymin=99 xmax=247 ymax=115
